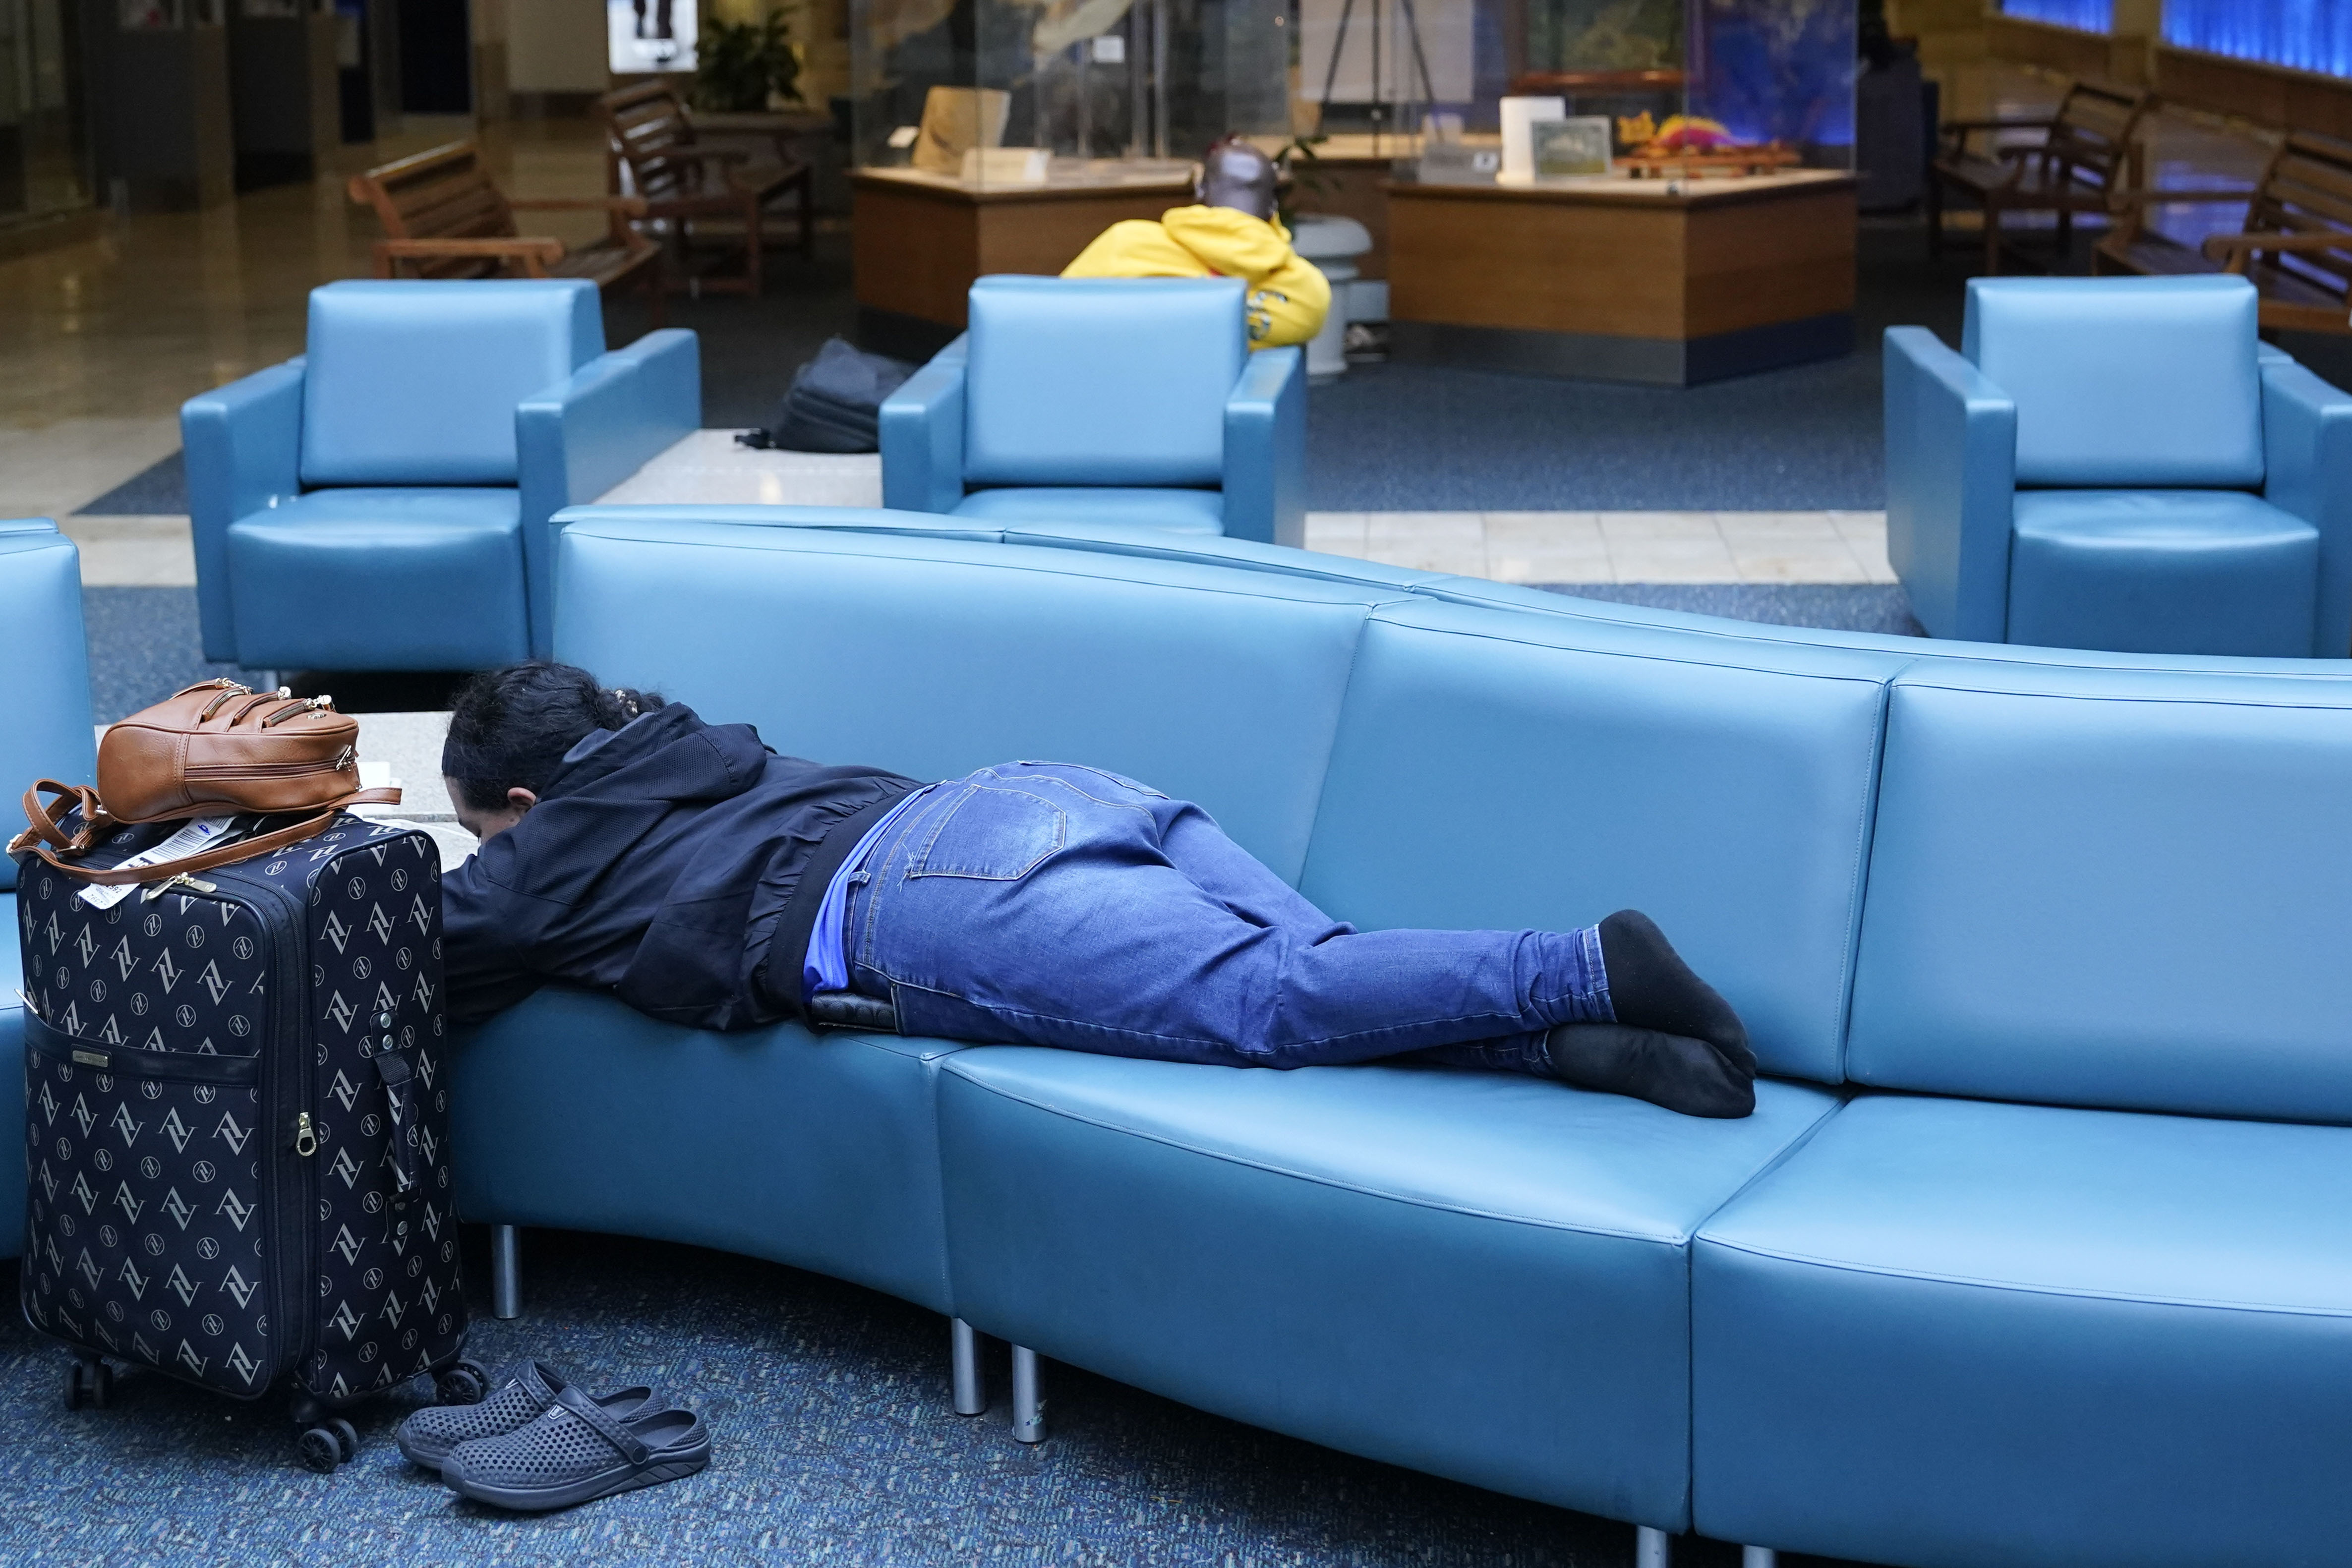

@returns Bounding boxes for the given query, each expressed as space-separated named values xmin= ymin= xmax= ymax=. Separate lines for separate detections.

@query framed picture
xmin=607 ymin=0 xmax=698 ymax=74
xmin=118 ymin=0 xmax=179 ymax=29
xmin=1531 ymin=116 xmax=1613 ymax=178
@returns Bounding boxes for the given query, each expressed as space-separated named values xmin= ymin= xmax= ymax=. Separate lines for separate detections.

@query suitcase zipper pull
xmin=140 ymin=872 xmax=219 ymax=903
xmin=293 ymin=1111 xmax=317 ymax=1158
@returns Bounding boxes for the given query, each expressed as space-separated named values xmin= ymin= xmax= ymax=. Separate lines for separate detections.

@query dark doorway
xmin=398 ymin=0 xmax=471 ymax=114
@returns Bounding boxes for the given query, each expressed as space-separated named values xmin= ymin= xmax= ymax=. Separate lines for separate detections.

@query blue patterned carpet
xmin=0 ymin=1227 xmax=1868 ymax=1567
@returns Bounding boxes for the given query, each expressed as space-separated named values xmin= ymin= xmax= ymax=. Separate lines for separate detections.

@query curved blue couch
xmin=450 ymin=505 xmax=2352 ymax=1568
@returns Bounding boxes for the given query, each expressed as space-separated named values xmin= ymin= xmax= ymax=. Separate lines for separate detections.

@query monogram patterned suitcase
xmin=16 ymin=810 xmax=488 ymax=1470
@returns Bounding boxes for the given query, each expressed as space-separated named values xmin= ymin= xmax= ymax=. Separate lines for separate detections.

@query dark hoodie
xmin=441 ymin=702 xmax=918 ymax=1030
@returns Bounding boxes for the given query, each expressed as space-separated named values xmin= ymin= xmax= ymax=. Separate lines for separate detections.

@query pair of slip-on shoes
xmin=398 ymin=1360 xmax=710 ymax=1511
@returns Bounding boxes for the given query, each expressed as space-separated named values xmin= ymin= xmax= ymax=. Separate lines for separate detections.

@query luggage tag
xmin=75 ymin=816 xmax=238 ymax=910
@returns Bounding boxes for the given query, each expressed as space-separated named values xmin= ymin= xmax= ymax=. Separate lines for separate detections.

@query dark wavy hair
xmin=441 ymin=661 xmax=666 ymax=813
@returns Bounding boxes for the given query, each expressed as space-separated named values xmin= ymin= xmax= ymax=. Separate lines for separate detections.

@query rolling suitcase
xmin=16 ymin=809 xmax=487 ymax=1470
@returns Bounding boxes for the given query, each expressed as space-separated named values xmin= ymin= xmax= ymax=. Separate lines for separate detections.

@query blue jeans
xmin=844 ymin=762 xmax=1613 ymax=1069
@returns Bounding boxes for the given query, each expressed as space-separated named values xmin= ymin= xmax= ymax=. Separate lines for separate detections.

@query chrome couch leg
xmin=951 ymin=1317 xmax=986 ymax=1416
xmin=1634 ymin=1525 xmax=1670 ymax=1568
xmin=1010 ymin=1344 xmax=1046 ymax=1443
xmin=1741 ymin=1549 xmax=1777 ymax=1568
xmin=490 ymin=1224 xmax=521 ymax=1320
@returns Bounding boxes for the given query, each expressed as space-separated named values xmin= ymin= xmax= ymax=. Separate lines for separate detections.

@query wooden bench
xmin=348 ymin=140 xmax=665 ymax=326
xmin=2095 ymin=129 xmax=2352 ymax=335
xmin=596 ymin=80 xmax=814 ymax=298
xmin=1929 ymin=80 xmax=2154 ymax=275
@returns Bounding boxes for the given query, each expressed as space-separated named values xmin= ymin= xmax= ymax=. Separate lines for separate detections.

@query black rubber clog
xmin=396 ymin=1361 xmax=658 ymax=1470
xmin=441 ymin=1385 xmax=711 ymax=1512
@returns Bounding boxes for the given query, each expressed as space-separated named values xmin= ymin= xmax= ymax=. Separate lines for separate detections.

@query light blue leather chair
xmin=1885 ymin=274 xmax=2352 ymax=656
xmin=180 ymin=279 xmax=699 ymax=671
xmin=0 ymin=519 xmax=99 ymax=1260
xmin=877 ymin=276 xmax=1307 ymax=547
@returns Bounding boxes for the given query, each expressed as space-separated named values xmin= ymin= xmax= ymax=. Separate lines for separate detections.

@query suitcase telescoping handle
xmin=9 ymin=780 xmax=402 ymax=886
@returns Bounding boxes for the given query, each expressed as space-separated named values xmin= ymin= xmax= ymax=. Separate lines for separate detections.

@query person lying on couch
xmin=439 ymin=662 xmax=1756 ymax=1118
xmin=1059 ymin=136 xmax=1332 ymax=350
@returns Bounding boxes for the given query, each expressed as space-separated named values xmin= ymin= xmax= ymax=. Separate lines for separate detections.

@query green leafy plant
xmin=694 ymin=9 xmax=802 ymax=113
xmin=1274 ymin=133 xmax=1328 ymax=230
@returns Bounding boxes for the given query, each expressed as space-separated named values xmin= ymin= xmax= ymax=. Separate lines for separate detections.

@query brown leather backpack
xmin=11 ymin=679 xmax=401 ymax=885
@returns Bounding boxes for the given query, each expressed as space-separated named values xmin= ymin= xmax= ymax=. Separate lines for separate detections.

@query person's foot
xmin=1544 ymin=1023 xmax=1756 ymax=1118
xmin=1596 ymin=910 xmax=1754 ymax=1074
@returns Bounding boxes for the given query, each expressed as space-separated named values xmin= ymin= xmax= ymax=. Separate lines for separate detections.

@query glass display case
xmin=851 ymin=0 xmax=1291 ymax=190
xmin=1509 ymin=0 xmax=1854 ymax=170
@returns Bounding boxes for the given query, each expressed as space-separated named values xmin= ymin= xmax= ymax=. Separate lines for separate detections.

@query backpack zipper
xmin=181 ymin=759 xmax=351 ymax=781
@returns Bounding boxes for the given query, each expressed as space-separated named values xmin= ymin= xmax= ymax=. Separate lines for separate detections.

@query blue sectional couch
xmin=443 ymin=505 xmax=2352 ymax=1568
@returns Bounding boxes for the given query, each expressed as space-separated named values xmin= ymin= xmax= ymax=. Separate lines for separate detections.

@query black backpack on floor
xmin=16 ymin=811 xmax=487 ymax=1470
xmin=739 ymin=337 xmax=916 ymax=454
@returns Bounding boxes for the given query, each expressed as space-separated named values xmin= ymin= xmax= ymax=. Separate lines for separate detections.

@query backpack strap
xmin=14 ymin=787 xmax=403 ymax=885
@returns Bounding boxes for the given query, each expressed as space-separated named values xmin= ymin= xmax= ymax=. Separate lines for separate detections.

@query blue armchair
xmin=181 ymin=280 xmax=699 ymax=670
xmin=0 ymin=518 xmax=97 ymax=1259
xmin=1885 ymin=275 xmax=2352 ymax=657
xmin=878 ymin=276 xmax=1307 ymax=548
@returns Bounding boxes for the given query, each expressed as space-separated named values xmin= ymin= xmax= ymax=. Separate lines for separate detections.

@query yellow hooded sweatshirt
xmin=1061 ymin=204 xmax=1332 ymax=349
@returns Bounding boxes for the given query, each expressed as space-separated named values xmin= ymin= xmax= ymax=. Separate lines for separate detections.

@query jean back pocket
xmin=909 ymin=784 xmax=1068 ymax=881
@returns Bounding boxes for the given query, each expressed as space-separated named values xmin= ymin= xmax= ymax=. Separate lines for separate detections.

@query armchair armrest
xmin=181 ymin=358 xmax=305 ymax=663
xmin=372 ymin=237 xmax=565 ymax=279
xmin=1883 ymin=328 xmax=2017 ymax=643
xmin=1221 ymin=346 xmax=1306 ymax=548
xmin=2112 ymin=186 xmax=2255 ymax=209
xmin=2261 ymin=360 xmax=2352 ymax=657
xmin=516 ymin=329 xmax=702 ymax=656
xmin=2201 ymin=231 xmax=2352 ymax=263
xmin=508 ymin=196 xmax=651 ymax=215
xmin=879 ymin=338 xmax=969 ymax=515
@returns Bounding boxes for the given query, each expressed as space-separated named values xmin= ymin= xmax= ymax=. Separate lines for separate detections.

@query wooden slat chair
xmin=1929 ymin=81 xmax=2156 ymax=275
xmin=596 ymin=80 xmax=814 ymax=297
xmin=348 ymin=140 xmax=665 ymax=326
xmin=2095 ymin=130 xmax=2352 ymax=335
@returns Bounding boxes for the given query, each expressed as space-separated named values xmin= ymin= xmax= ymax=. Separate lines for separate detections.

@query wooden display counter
xmin=852 ymin=164 xmax=1194 ymax=334
xmin=1387 ymin=169 xmax=1858 ymax=386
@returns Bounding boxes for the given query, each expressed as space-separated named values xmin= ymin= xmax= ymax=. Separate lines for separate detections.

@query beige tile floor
xmin=1310 ymin=510 xmax=1895 ymax=584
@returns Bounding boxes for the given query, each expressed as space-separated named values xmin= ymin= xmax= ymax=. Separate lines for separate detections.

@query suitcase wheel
xmin=436 ymin=1358 xmax=490 ymax=1406
xmin=296 ymin=1424 xmax=349 ymax=1473
xmin=62 ymin=1357 xmax=111 ymax=1411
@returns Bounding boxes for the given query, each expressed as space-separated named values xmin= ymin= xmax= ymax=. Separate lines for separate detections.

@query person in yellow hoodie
xmin=1061 ymin=137 xmax=1331 ymax=349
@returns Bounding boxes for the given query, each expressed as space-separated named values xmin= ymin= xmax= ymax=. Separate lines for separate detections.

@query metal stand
xmin=1010 ymin=1344 xmax=1047 ymax=1443
xmin=1311 ymin=0 xmax=1439 ymax=146
xmin=490 ymin=1224 xmax=521 ymax=1320
xmin=1634 ymin=1526 xmax=1670 ymax=1568
xmin=1741 ymin=1550 xmax=1777 ymax=1568
xmin=951 ymin=1318 xmax=986 ymax=1416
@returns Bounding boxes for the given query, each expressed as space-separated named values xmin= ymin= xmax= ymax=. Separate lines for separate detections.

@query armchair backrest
xmin=2041 ymin=81 xmax=2151 ymax=204
xmin=299 ymin=279 xmax=603 ymax=488
xmin=1962 ymin=275 xmax=2264 ymax=489
xmin=597 ymin=81 xmax=705 ymax=200
xmin=963 ymin=276 xmax=1246 ymax=489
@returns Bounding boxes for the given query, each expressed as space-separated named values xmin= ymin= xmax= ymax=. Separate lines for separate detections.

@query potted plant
xmin=694 ymin=7 xmax=801 ymax=114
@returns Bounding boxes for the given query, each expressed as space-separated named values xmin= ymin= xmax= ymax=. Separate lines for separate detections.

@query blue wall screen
xmin=2165 ymin=0 xmax=2352 ymax=77
xmin=1999 ymin=0 xmax=2113 ymax=29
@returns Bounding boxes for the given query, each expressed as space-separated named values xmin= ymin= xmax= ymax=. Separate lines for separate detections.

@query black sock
xmin=1545 ymin=1023 xmax=1756 ymax=1118
xmin=1596 ymin=910 xmax=1754 ymax=1074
